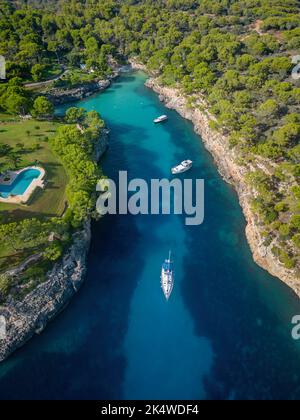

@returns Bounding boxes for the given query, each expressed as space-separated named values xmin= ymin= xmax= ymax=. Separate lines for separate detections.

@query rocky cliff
xmin=45 ymin=80 xmax=111 ymax=105
xmin=0 ymin=129 xmax=109 ymax=362
xmin=94 ymin=128 xmax=109 ymax=161
xmin=0 ymin=223 xmax=91 ymax=362
xmin=144 ymin=76 xmax=300 ymax=299
xmin=44 ymin=65 xmax=125 ymax=105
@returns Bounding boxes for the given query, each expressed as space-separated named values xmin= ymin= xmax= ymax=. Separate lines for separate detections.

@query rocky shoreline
xmin=130 ymin=61 xmax=300 ymax=298
xmin=0 ymin=222 xmax=91 ymax=362
xmin=45 ymin=79 xmax=111 ymax=105
xmin=0 ymin=129 xmax=109 ymax=362
xmin=42 ymin=64 xmax=127 ymax=105
xmin=1 ymin=62 xmax=298 ymax=363
xmin=42 ymin=64 xmax=133 ymax=105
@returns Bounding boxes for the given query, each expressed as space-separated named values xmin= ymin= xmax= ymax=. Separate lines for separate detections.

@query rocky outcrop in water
xmin=143 ymin=76 xmax=300 ymax=299
xmin=45 ymin=79 xmax=111 ymax=105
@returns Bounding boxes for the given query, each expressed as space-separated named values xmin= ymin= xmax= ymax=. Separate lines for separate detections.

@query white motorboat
xmin=154 ymin=115 xmax=168 ymax=124
xmin=171 ymin=160 xmax=193 ymax=175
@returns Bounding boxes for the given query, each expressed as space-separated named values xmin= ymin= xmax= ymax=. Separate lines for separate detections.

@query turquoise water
xmin=0 ymin=168 xmax=41 ymax=198
xmin=0 ymin=71 xmax=300 ymax=400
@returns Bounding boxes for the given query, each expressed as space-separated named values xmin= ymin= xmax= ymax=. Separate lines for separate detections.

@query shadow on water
xmin=180 ymin=218 xmax=300 ymax=400
xmin=0 ymin=126 xmax=147 ymax=400
xmin=0 ymin=70 xmax=299 ymax=400
xmin=141 ymin=77 xmax=300 ymax=400
xmin=0 ymin=108 xmax=191 ymax=399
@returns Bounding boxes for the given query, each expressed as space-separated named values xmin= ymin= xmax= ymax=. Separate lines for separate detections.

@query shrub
xmin=0 ymin=274 xmax=11 ymax=299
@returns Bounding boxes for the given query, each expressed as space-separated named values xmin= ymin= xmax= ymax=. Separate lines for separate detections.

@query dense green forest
xmin=0 ymin=0 xmax=300 ymax=272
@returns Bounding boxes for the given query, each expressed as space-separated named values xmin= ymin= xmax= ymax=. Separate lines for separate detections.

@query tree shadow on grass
xmin=2 ymin=208 xmax=57 ymax=223
xmin=43 ymin=162 xmax=66 ymax=189
xmin=0 ymin=245 xmax=43 ymax=273
xmin=43 ymin=161 xmax=62 ymax=172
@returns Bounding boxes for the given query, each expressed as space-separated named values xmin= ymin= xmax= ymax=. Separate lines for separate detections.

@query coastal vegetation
xmin=0 ymin=0 xmax=299 ymax=302
xmin=0 ymin=77 xmax=54 ymax=116
xmin=0 ymin=107 xmax=105 ymax=303
xmin=50 ymin=109 xmax=104 ymax=225
xmin=0 ymin=117 xmax=67 ymax=220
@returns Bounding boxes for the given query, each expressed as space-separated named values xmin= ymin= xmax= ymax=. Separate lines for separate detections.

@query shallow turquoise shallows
xmin=0 ymin=71 xmax=299 ymax=400
xmin=0 ymin=168 xmax=41 ymax=198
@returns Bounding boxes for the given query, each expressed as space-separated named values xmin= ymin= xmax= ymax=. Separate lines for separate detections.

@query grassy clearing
xmin=0 ymin=116 xmax=69 ymax=279
xmin=42 ymin=64 xmax=62 ymax=80
xmin=0 ymin=117 xmax=68 ymax=222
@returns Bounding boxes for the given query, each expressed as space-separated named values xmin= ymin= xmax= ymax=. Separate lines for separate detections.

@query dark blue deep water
xmin=0 ymin=71 xmax=300 ymax=400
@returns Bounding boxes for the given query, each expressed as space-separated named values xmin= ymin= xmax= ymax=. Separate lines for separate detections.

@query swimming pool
xmin=0 ymin=168 xmax=42 ymax=199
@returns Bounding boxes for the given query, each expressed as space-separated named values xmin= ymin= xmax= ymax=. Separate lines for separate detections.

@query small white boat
xmin=154 ymin=115 xmax=168 ymax=124
xmin=161 ymin=251 xmax=174 ymax=300
xmin=171 ymin=160 xmax=193 ymax=175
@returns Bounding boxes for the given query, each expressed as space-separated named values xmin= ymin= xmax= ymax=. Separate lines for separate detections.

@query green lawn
xmin=0 ymin=117 xmax=68 ymax=223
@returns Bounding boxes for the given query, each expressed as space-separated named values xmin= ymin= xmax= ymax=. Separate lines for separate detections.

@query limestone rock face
xmin=46 ymin=79 xmax=111 ymax=105
xmin=0 ymin=128 xmax=109 ymax=362
xmin=94 ymin=128 xmax=109 ymax=161
xmin=0 ymin=222 xmax=91 ymax=362
xmin=144 ymin=77 xmax=300 ymax=299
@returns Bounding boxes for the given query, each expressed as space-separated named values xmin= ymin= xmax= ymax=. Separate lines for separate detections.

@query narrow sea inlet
xmin=0 ymin=71 xmax=299 ymax=399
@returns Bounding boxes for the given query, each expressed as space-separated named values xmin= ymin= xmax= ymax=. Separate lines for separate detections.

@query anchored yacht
xmin=171 ymin=160 xmax=193 ymax=175
xmin=154 ymin=115 xmax=168 ymax=124
xmin=161 ymin=251 xmax=174 ymax=300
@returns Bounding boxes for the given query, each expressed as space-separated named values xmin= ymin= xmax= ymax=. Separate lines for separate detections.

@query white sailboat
xmin=161 ymin=251 xmax=174 ymax=300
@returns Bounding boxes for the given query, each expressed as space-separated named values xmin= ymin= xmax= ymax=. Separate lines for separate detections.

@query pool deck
xmin=0 ymin=166 xmax=46 ymax=205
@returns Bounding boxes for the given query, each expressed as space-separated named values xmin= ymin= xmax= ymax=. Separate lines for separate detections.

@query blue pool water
xmin=0 ymin=71 xmax=299 ymax=400
xmin=0 ymin=168 xmax=41 ymax=198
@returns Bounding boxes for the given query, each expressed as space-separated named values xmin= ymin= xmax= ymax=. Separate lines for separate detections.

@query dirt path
xmin=5 ymin=253 xmax=43 ymax=276
xmin=24 ymin=67 xmax=67 ymax=89
xmin=253 ymin=19 xmax=263 ymax=35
